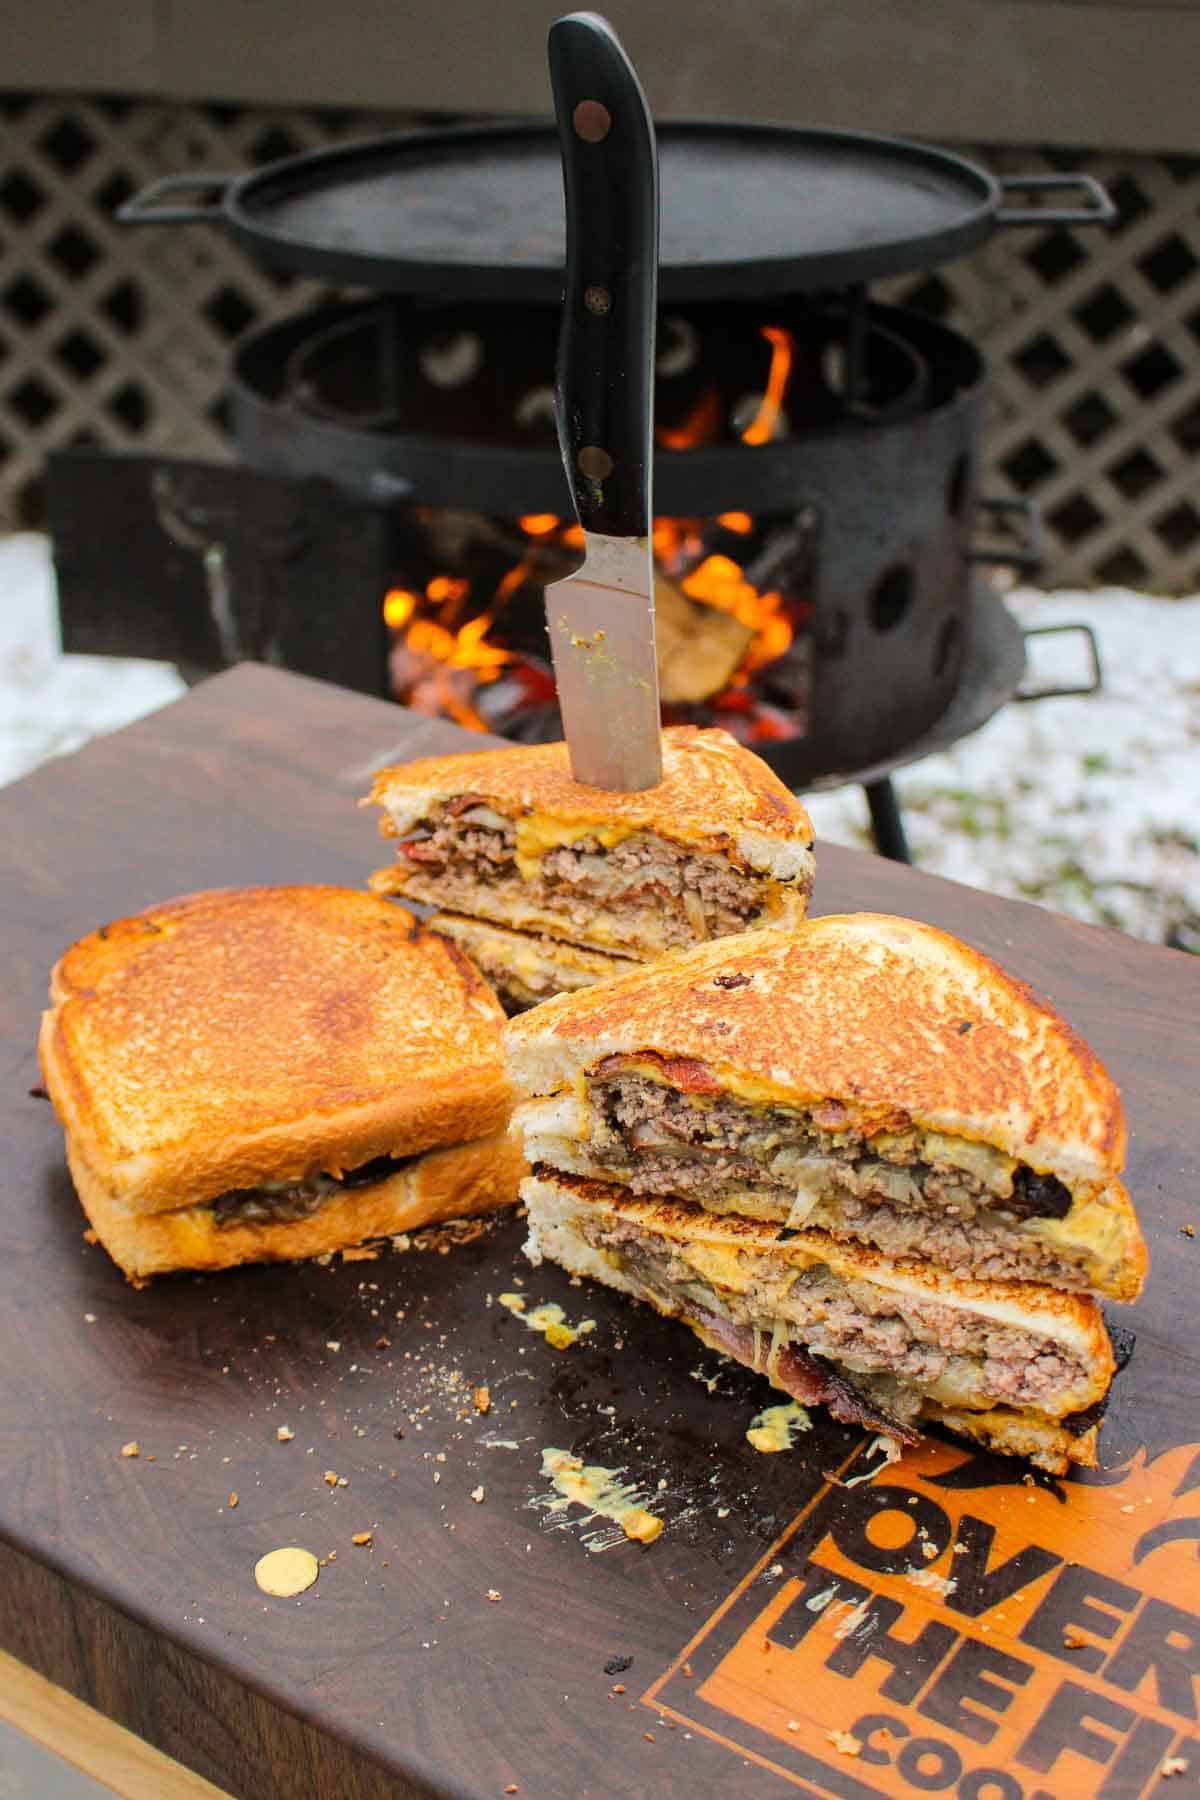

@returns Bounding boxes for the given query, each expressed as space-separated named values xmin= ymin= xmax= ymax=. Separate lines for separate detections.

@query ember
xmin=384 ymin=503 xmax=812 ymax=746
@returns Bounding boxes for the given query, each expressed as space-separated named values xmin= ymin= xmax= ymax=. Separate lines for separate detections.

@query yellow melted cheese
xmin=513 ymin=816 xmax=638 ymax=882
xmin=746 ymin=1400 xmax=812 ymax=1453
xmin=498 ymin=1291 xmax=596 ymax=1349
xmin=538 ymin=1448 xmax=664 ymax=1547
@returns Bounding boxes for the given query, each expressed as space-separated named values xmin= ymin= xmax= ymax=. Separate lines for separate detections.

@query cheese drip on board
xmin=746 ymin=1400 xmax=812 ymax=1453
xmin=534 ymin=1448 xmax=664 ymax=1550
xmin=498 ymin=1292 xmax=596 ymax=1350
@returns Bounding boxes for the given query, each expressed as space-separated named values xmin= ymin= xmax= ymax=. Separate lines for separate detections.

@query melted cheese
xmin=498 ymin=1291 xmax=596 ymax=1349
xmin=746 ymin=1400 xmax=812 ymax=1453
xmin=513 ymin=816 xmax=638 ymax=882
xmin=538 ymin=1448 xmax=664 ymax=1547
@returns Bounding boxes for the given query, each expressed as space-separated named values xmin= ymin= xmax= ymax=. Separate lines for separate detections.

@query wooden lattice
xmin=2 ymin=96 xmax=1200 ymax=590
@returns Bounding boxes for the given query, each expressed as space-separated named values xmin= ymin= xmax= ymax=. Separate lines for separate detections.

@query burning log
xmin=654 ymin=572 xmax=754 ymax=703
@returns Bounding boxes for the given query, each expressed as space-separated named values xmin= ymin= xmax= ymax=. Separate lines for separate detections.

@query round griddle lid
xmin=119 ymin=121 xmax=1114 ymax=302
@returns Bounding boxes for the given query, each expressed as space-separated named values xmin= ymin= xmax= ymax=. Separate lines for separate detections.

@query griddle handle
xmin=996 ymin=173 xmax=1116 ymax=228
xmin=549 ymin=12 xmax=658 ymax=539
xmin=117 ymin=172 xmax=235 ymax=226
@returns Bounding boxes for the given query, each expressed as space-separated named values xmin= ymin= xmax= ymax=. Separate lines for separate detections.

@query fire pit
xmin=232 ymin=288 xmax=1020 ymax=786
xmin=49 ymin=118 xmax=1112 ymax=850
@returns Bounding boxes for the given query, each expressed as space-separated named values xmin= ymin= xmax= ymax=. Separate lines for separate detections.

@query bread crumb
xmin=643 ymin=1732 xmax=655 ymax=1743
xmin=1063 ymin=1627 xmax=1089 ymax=1649
xmin=351 ymin=1531 xmax=374 ymax=1547
xmin=324 ymin=1470 xmax=339 ymax=1487
xmin=503 ymin=1786 xmax=519 ymax=1794
xmin=470 ymin=1485 xmax=485 ymax=1503
xmin=474 ymin=1385 xmax=491 ymax=1414
xmin=787 ymin=1720 xmax=799 ymax=1732
xmin=543 ymin=1322 xmax=575 ymax=1351
xmin=84 ymin=1313 xmax=97 ymax=1324
xmin=83 ymin=1229 xmax=98 ymax=1245
xmin=325 ymin=1340 xmax=341 ymax=1353
xmin=120 ymin=1441 xmax=139 ymax=1458
xmin=1181 ymin=1225 xmax=1195 ymax=1238
xmin=612 ymin=1684 xmax=626 ymax=1695
xmin=1120 ymin=1503 xmax=1135 ymax=1514
xmin=1161 ymin=1756 xmax=1189 ymax=1777
xmin=829 ymin=1730 xmax=862 ymax=1757
xmin=276 ymin=1426 xmax=294 ymax=1442
xmin=375 ymin=1335 xmax=391 ymax=1349
xmin=682 ymin=1663 xmax=693 ymax=1678
xmin=921 ymin=1540 xmax=938 ymax=1560
xmin=342 ymin=1244 xmax=379 ymax=1262
xmin=255 ymin=1547 xmax=318 ymax=1598
xmin=228 ymin=1492 xmax=238 ymax=1508
xmin=486 ymin=1588 xmax=501 ymax=1602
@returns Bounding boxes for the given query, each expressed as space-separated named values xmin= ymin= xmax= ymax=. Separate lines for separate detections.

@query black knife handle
xmin=549 ymin=12 xmax=658 ymax=540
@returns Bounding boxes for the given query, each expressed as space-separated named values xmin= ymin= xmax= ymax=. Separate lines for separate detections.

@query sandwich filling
xmin=210 ymin=1153 xmax=413 ymax=1228
xmin=390 ymin=798 xmax=807 ymax=953
xmin=525 ymin=1176 xmax=1107 ymax=1470
xmin=561 ymin=1053 xmax=1101 ymax=1289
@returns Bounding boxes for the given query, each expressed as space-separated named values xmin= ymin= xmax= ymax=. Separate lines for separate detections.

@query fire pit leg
xmin=863 ymin=778 xmax=912 ymax=864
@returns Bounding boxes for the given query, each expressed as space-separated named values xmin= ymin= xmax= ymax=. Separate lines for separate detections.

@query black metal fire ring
xmin=801 ymin=577 xmax=1026 ymax=793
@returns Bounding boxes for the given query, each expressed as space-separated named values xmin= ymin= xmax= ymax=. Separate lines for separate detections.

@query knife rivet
xmin=578 ymin=445 xmax=613 ymax=480
xmin=573 ymin=100 xmax=611 ymax=143
xmin=584 ymin=285 xmax=611 ymax=316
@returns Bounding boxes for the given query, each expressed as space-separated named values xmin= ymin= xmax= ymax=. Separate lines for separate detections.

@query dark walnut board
xmin=3 ymin=665 xmax=1199 ymax=1800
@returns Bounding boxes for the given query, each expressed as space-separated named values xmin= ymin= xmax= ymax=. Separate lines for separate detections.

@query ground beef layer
xmin=586 ymin=1070 xmax=1084 ymax=1287
xmin=581 ymin=1210 xmax=1090 ymax=1427
xmin=395 ymin=805 xmax=794 ymax=950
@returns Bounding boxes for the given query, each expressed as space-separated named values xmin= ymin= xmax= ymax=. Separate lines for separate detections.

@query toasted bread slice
xmin=504 ymin=916 xmax=1147 ymax=1300
xmin=41 ymin=886 xmax=512 ymax=1216
xmin=428 ymin=912 xmax=635 ymax=1011
xmin=522 ymin=1172 xmax=1112 ymax=1473
xmin=70 ymin=1131 xmax=525 ymax=1282
xmin=365 ymin=727 xmax=814 ymax=964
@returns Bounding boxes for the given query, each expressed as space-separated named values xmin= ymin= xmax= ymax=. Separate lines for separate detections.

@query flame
xmin=741 ymin=326 xmax=794 ymax=446
xmin=386 ymin=494 xmax=802 ymax=737
xmin=383 ymin=587 xmax=418 ymax=629
xmin=657 ymin=383 xmax=722 ymax=450
xmin=426 ymin=575 xmax=468 ymax=605
xmin=680 ymin=551 xmax=791 ymax=672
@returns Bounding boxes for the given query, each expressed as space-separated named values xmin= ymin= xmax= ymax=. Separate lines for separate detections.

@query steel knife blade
xmin=545 ymin=11 xmax=662 ymax=791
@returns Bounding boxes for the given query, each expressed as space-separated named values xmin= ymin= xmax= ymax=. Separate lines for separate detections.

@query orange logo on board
xmin=644 ymin=1438 xmax=1200 ymax=1796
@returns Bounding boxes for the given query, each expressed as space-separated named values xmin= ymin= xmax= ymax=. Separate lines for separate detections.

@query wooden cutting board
xmin=2 ymin=664 xmax=1198 ymax=1800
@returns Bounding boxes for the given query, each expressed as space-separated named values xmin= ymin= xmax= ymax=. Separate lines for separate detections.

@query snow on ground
xmin=2 ymin=532 xmax=1198 ymax=945
xmin=804 ymin=586 xmax=1200 ymax=945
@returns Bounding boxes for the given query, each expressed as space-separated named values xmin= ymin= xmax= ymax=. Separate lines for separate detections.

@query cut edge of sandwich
xmin=521 ymin=1171 xmax=1112 ymax=1475
xmin=501 ymin=915 xmax=1147 ymax=1300
xmin=365 ymin=725 xmax=816 ymax=876
xmin=69 ymin=1131 xmax=525 ymax=1282
xmin=428 ymin=912 xmax=637 ymax=1011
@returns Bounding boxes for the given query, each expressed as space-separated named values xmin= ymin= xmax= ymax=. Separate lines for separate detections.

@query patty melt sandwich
xmin=40 ymin=886 xmax=522 ymax=1281
xmin=366 ymin=726 xmax=814 ymax=1008
xmin=505 ymin=915 xmax=1147 ymax=1471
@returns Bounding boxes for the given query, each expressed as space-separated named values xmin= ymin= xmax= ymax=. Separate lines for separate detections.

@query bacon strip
xmin=593 ymin=1050 xmax=724 ymax=1095
xmin=684 ymin=1301 xmax=921 ymax=1444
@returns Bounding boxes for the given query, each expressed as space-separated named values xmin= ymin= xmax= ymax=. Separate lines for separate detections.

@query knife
xmin=545 ymin=11 xmax=663 ymax=791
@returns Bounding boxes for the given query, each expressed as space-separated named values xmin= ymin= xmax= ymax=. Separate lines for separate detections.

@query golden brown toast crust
xmin=505 ymin=914 xmax=1132 ymax=1188
xmin=69 ymin=1131 xmax=524 ymax=1280
xmin=40 ymin=886 xmax=511 ymax=1214
xmin=367 ymin=725 xmax=813 ymax=854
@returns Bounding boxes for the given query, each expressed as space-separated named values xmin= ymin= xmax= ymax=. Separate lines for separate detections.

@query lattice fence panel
xmin=3 ymin=97 xmax=1200 ymax=590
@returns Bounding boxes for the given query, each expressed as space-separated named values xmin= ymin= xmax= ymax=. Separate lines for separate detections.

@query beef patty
xmin=584 ymin=1067 xmax=1084 ymax=1287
